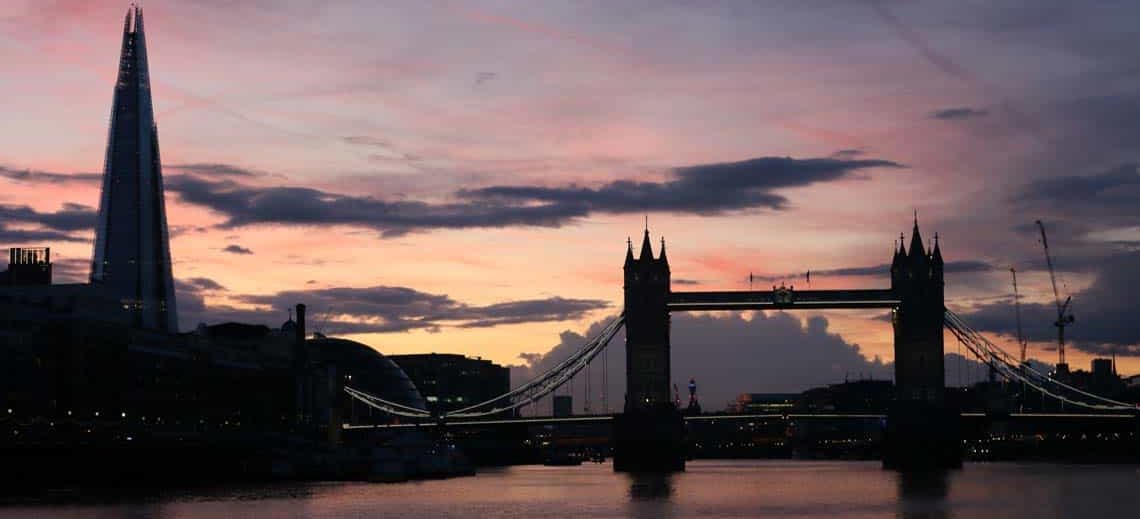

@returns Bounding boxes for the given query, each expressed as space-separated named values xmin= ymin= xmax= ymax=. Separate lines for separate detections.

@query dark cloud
xmin=753 ymin=260 xmax=994 ymax=282
xmin=930 ymin=107 xmax=989 ymax=120
xmin=162 ymin=155 xmax=900 ymax=237
xmin=450 ymin=297 xmax=612 ymax=328
xmin=0 ymin=165 xmax=100 ymax=184
xmin=672 ymin=278 xmax=702 ymax=286
xmin=222 ymin=244 xmax=254 ymax=255
xmin=0 ymin=203 xmax=96 ymax=233
xmin=4 ymin=156 xmax=900 ymax=239
xmin=0 ymin=226 xmax=86 ymax=245
xmin=174 ymin=277 xmax=232 ymax=329
xmin=956 ymin=251 xmax=1140 ymax=356
xmin=181 ymin=277 xmax=227 ymax=292
xmin=166 ymin=163 xmax=263 ymax=178
xmin=465 ymin=157 xmax=904 ymax=215
xmin=1004 ymin=164 xmax=1140 ymax=276
xmin=164 ymin=175 xmax=583 ymax=238
xmin=0 ymin=203 xmax=96 ymax=245
xmin=228 ymin=286 xmax=609 ymax=334
xmin=1018 ymin=163 xmax=1139 ymax=211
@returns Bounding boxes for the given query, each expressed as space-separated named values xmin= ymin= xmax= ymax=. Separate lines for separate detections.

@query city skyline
xmin=1 ymin=1 xmax=1138 ymax=383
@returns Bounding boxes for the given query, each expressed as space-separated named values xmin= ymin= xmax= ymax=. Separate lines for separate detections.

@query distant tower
xmin=90 ymin=6 xmax=178 ymax=332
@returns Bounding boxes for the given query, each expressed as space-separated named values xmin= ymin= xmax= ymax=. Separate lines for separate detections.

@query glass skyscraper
xmin=90 ymin=6 xmax=178 ymax=332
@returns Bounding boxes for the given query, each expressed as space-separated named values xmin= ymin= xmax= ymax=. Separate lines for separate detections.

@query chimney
xmin=295 ymin=303 xmax=306 ymax=346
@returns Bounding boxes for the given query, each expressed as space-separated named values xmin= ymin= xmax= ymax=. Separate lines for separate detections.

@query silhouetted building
xmin=89 ymin=6 xmax=178 ymax=332
xmin=0 ymin=248 xmax=51 ymax=286
xmin=800 ymin=379 xmax=894 ymax=412
xmin=389 ymin=354 xmax=510 ymax=416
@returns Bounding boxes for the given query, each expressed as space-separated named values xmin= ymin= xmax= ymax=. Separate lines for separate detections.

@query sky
xmin=2 ymin=1 xmax=1140 ymax=403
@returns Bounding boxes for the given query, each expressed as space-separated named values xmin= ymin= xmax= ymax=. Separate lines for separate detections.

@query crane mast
xmin=1010 ymin=267 xmax=1027 ymax=364
xmin=1035 ymin=220 xmax=1074 ymax=374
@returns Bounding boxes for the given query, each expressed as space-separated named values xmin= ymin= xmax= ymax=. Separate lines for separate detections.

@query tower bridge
xmin=345 ymin=218 xmax=1137 ymax=472
xmin=616 ymin=217 xmax=950 ymax=471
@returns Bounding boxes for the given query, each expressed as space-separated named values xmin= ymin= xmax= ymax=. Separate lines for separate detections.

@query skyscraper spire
xmin=90 ymin=6 xmax=178 ymax=332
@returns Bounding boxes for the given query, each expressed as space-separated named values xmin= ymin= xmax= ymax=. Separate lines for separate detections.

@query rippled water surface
xmin=5 ymin=460 xmax=1139 ymax=518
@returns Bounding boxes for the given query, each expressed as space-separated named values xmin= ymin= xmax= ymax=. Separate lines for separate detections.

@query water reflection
xmin=625 ymin=472 xmax=674 ymax=519
xmin=895 ymin=470 xmax=950 ymax=519
xmin=626 ymin=472 xmax=674 ymax=500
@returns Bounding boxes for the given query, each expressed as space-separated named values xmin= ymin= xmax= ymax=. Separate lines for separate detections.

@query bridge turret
xmin=931 ymin=234 xmax=943 ymax=279
xmin=892 ymin=216 xmax=945 ymax=403
xmin=890 ymin=235 xmax=906 ymax=289
xmin=885 ymin=220 xmax=960 ymax=470
xmin=623 ymin=229 xmax=671 ymax=412
xmin=907 ymin=217 xmax=928 ymax=282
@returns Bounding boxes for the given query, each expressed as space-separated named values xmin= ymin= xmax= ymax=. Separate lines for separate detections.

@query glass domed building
xmin=308 ymin=336 xmax=427 ymax=424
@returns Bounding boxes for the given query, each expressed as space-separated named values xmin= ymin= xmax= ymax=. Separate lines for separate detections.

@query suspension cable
xmin=943 ymin=310 xmax=1133 ymax=411
xmin=444 ymin=315 xmax=625 ymax=418
xmin=344 ymin=386 xmax=431 ymax=418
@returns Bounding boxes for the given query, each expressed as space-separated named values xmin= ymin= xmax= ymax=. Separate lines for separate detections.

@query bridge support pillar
xmin=613 ymin=407 xmax=685 ymax=472
xmin=883 ymin=401 xmax=962 ymax=470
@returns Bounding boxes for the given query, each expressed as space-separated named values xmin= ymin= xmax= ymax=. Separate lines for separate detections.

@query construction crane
xmin=1010 ymin=267 xmax=1028 ymax=365
xmin=1035 ymin=220 xmax=1075 ymax=371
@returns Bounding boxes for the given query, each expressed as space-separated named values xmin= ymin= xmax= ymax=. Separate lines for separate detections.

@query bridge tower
xmin=884 ymin=217 xmax=961 ymax=469
xmin=613 ymin=230 xmax=685 ymax=472
xmin=624 ymin=230 xmax=671 ymax=411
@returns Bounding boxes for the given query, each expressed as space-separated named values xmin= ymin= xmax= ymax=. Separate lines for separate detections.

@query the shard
xmin=90 ymin=6 xmax=178 ymax=332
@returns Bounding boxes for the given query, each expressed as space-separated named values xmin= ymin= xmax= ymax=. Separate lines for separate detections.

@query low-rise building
xmin=389 ymin=353 xmax=511 ymax=416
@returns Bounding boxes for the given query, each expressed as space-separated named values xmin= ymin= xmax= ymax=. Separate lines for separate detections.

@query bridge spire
xmin=931 ymin=232 xmax=944 ymax=271
xmin=908 ymin=214 xmax=925 ymax=258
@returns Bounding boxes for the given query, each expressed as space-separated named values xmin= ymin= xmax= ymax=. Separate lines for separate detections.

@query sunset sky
xmin=2 ymin=1 xmax=1139 ymax=396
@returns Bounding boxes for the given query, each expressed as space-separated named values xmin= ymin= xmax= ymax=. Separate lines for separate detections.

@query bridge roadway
xmin=342 ymin=412 xmax=1137 ymax=430
xmin=668 ymin=289 xmax=900 ymax=312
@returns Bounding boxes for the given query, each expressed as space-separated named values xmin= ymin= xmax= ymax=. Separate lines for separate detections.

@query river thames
xmin=4 ymin=460 xmax=1138 ymax=518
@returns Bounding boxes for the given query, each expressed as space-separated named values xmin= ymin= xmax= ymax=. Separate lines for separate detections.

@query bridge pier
xmin=613 ymin=407 xmax=686 ymax=472
xmin=883 ymin=401 xmax=962 ymax=470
